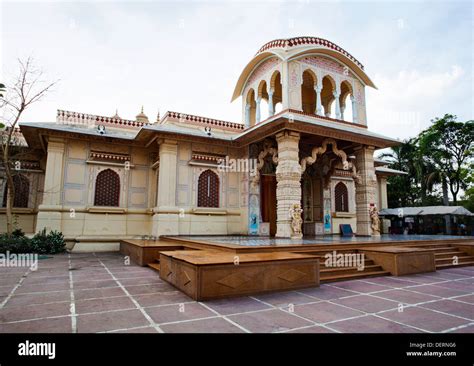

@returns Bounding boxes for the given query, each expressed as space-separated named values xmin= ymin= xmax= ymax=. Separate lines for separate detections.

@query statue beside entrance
xmin=369 ymin=205 xmax=381 ymax=236
xmin=289 ymin=203 xmax=303 ymax=239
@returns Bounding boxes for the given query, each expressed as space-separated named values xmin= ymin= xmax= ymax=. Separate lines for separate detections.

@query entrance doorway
xmin=260 ymin=174 xmax=277 ymax=236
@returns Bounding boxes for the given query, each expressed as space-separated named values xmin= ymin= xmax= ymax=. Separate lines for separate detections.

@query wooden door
xmin=260 ymin=175 xmax=277 ymax=236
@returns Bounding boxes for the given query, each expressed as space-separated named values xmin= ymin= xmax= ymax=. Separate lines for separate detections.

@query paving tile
xmin=373 ymin=289 xmax=439 ymax=305
xmin=253 ymin=291 xmax=315 ymax=307
xmin=329 ymin=315 xmax=423 ymax=333
xmin=332 ymin=294 xmax=399 ymax=313
xmin=124 ymin=283 xmax=175 ymax=295
xmin=0 ymin=302 xmax=70 ymax=323
xmin=145 ymin=302 xmax=215 ymax=324
xmin=134 ymin=291 xmax=192 ymax=307
xmin=109 ymin=326 xmax=159 ymax=333
xmin=5 ymin=291 xmax=71 ymax=307
xmin=228 ymin=309 xmax=312 ymax=332
xmin=72 ymin=279 xmax=118 ymax=290
xmin=432 ymin=281 xmax=474 ymax=293
xmin=16 ymin=282 xmax=71 ymax=294
xmin=160 ymin=317 xmax=243 ymax=333
xmin=293 ymin=301 xmax=365 ymax=323
xmin=118 ymin=277 xmax=161 ymax=286
xmin=76 ymin=309 xmax=149 ymax=333
xmin=420 ymin=300 xmax=474 ymax=320
xmin=453 ymin=294 xmax=474 ymax=304
xmin=330 ymin=281 xmax=392 ymax=293
xmin=379 ymin=307 xmax=469 ymax=332
xmin=298 ymin=285 xmax=356 ymax=300
xmin=0 ymin=317 xmax=72 ymax=333
xmin=75 ymin=296 xmax=136 ymax=314
xmin=73 ymin=287 xmax=126 ymax=301
xmin=203 ymin=297 xmax=271 ymax=315
xmin=360 ymin=277 xmax=418 ymax=288
xmin=284 ymin=325 xmax=335 ymax=333
xmin=405 ymin=284 xmax=469 ymax=298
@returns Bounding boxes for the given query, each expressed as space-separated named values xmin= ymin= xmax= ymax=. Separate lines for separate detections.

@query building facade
xmin=1 ymin=37 xmax=402 ymax=250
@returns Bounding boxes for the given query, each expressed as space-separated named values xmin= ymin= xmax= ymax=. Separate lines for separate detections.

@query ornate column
xmin=152 ymin=139 xmax=179 ymax=236
xmin=36 ymin=138 xmax=65 ymax=232
xmin=275 ymin=131 xmax=302 ymax=238
xmin=268 ymin=88 xmax=274 ymax=117
xmin=351 ymin=95 xmax=358 ymax=123
xmin=244 ymin=103 xmax=251 ymax=128
xmin=354 ymin=145 xmax=377 ymax=236
xmin=256 ymin=96 xmax=261 ymax=124
xmin=315 ymin=85 xmax=323 ymax=116
xmin=333 ymin=91 xmax=341 ymax=119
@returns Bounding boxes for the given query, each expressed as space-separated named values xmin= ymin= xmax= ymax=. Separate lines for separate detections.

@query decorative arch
xmin=94 ymin=169 xmax=120 ymax=207
xmin=321 ymin=75 xmax=336 ymax=117
xmin=340 ymin=80 xmax=353 ymax=121
xmin=245 ymin=88 xmax=256 ymax=127
xmin=335 ymin=182 xmax=349 ymax=212
xmin=3 ymin=174 xmax=29 ymax=208
xmin=301 ymin=69 xmax=317 ymax=114
xmin=269 ymin=70 xmax=283 ymax=114
xmin=197 ymin=169 xmax=219 ymax=208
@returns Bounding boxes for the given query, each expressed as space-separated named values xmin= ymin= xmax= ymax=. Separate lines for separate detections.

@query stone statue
xmin=369 ymin=205 xmax=381 ymax=236
xmin=289 ymin=203 xmax=303 ymax=239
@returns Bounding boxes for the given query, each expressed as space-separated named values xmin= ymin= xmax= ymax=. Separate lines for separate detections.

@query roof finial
xmin=112 ymin=109 xmax=120 ymax=119
xmin=156 ymin=108 xmax=160 ymax=123
xmin=136 ymin=106 xmax=149 ymax=123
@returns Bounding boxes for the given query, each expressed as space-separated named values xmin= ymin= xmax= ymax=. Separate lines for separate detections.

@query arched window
xmin=335 ymin=182 xmax=349 ymax=212
xmin=3 ymin=174 xmax=29 ymax=208
xmin=301 ymin=69 xmax=317 ymax=114
xmin=197 ymin=169 xmax=219 ymax=208
xmin=94 ymin=169 xmax=120 ymax=207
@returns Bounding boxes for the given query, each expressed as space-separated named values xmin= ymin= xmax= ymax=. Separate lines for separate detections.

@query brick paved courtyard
xmin=0 ymin=253 xmax=473 ymax=333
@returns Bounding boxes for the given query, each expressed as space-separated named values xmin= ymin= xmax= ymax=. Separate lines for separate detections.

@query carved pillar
xmin=152 ymin=139 xmax=179 ymax=236
xmin=333 ymin=91 xmax=341 ymax=119
xmin=315 ymin=86 xmax=323 ymax=116
xmin=244 ymin=103 xmax=251 ymax=128
xmin=36 ymin=138 xmax=65 ymax=232
xmin=351 ymin=95 xmax=358 ymax=123
xmin=268 ymin=88 xmax=274 ymax=117
xmin=275 ymin=131 xmax=301 ymax=238
xmin=354 ymin=146 xmax=376 ymax=236
xmin=256 ymin=96 xmax=261 ymax=124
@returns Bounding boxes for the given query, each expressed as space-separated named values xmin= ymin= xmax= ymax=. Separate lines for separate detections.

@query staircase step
xmin=435 ymin=256 xmax=474 ymax=265
xmin=321 ymin=270 xmax=390 ymax=283
xmin=436 ymin=261 xmax=474 ymax=269
xmin=148 ymin=263 xmax=160 ymax=272
xmin=321 ymin=264 xmax=382 ymax=275
xmin=435 ymin=253 xmax=470 ymax=260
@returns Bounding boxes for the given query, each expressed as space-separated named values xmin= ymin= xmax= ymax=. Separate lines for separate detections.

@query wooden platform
xmin=120 ymin=236 xmax=474 ymax=300
xmin=360 ymin=246 xmax=436 ymax=276
xmin=159 ymin=250 xmax=320 ymax=301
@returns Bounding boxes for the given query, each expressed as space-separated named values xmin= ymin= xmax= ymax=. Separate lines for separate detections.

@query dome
xmin=136 ymin=106 xmax=149 ymax=123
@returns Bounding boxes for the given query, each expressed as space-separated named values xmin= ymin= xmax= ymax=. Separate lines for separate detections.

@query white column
xmin=268 ymin=88 xmax=274 ymax=117
xmin=333 ymin=91 xmax=341 ymax=120
xmin=315 ymin=86 xmax=323 ymax=116
xmin=351 ymin=95 xmax=358 ymax=123
xmin=245 ymin=103 xmax=250 ymax=128
xmin=256 ymin=97 xmax=261 ymax=124
xmin=354 ymin=146 xmax=376 ymax=236
xmin=340 ymin=105 xmax=345 ymax=120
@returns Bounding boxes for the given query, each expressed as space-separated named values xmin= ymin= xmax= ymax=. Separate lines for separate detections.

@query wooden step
xmin=435 ymin=253 xmax=470 ymax=260
xmin=320 ymin=264 xmax=382 ymax=275
xmin=436 ymin=261 xmax=474 ymax=269
xmin=435 ymin=256 xmax=474 ymax=265
xmin=319 ymin=259 xmax=376 ymax=268
xmin=148 ymin=263 xmax=160 ymax=272
xmin=321 ymin=270 xmax=390 ymax=283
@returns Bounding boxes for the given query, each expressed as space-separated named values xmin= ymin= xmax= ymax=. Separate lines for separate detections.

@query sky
xmin=0 ymin=0 xmax=472 ymax=141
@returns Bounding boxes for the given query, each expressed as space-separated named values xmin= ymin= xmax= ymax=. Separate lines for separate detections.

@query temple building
xmin=1 ymin=37 xmax=404 ymax=251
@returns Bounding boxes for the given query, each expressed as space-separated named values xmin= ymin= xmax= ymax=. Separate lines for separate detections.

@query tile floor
xmin=0 ymin=252 xmax=473 ymax=333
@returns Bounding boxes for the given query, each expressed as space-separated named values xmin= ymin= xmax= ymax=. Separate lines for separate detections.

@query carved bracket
xmin=300 ymin=138 xmax=348 ymax=174
xmin=252 ymin=140 xmax=278 ymax=187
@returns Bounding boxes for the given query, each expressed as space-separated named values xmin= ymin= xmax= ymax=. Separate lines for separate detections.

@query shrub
xmin=0 ymin=229 xmax=65 ymax=254
xmin=30 ymin=228 xmax=65 ymax=254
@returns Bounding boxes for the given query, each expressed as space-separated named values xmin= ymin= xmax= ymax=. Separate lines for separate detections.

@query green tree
xmin=418 ymin=114 xmax=474 ymax=205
